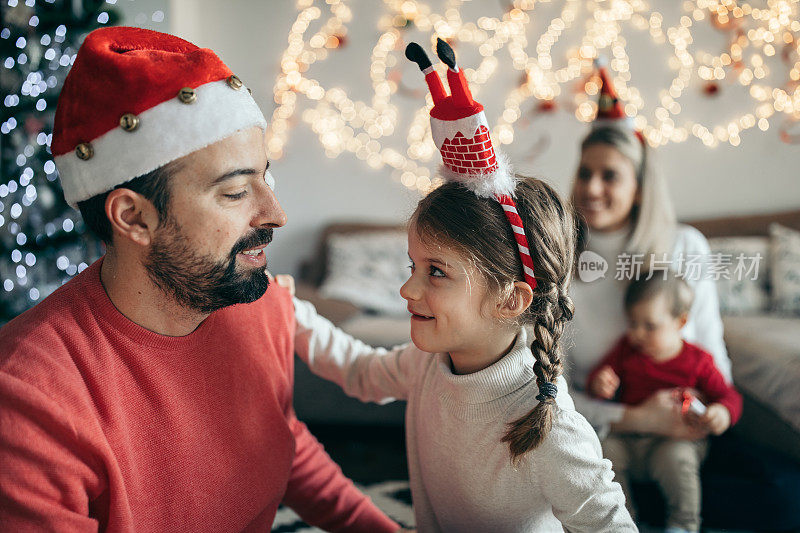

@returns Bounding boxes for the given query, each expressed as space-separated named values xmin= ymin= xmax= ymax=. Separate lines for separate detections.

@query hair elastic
xmin=535 ymin=381 xmax=558 ymax=402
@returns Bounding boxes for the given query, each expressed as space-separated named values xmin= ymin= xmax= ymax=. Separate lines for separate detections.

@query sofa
xmin=292 ymin=211 xmax=800 ymax=530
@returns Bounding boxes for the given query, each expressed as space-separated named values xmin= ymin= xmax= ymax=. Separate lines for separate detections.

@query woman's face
xmin=572 ymin=143 xmax=640 ymax=233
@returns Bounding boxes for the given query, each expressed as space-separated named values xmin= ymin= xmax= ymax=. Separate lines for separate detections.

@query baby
xmin=587 ymin=272 xmax=742 ymax=533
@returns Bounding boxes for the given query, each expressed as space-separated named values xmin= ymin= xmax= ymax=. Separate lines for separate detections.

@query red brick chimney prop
xmin=405 ymin=39 xmax=537 ymax=289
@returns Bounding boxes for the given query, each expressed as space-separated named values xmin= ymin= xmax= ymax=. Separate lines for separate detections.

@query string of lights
xmin=266 ymin=0 xmax=799 ymax=193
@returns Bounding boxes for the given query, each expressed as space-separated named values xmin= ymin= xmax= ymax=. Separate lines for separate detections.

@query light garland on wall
xmin=266 ymin=0 xmax=800 ymax=193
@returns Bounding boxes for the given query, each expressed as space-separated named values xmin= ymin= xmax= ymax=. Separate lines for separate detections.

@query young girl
xmin=289 ymin=39 xmax=634 ymax=532
xmin=290 ymin=179 xmax=632 ymax=532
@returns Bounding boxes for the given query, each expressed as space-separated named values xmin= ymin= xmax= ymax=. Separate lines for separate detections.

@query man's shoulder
xmin=0 ymin=268 xmax=97 ymax=375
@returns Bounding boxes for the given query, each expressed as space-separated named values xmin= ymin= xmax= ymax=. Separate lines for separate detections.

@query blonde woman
xmin=566 ymin=125 xmax=732 ymax=440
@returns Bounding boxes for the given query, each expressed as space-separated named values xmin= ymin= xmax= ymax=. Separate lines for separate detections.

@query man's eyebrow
xmin=208 ymin=168 xmax=260 ymax=187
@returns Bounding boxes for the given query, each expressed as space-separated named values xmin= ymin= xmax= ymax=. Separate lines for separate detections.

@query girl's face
xmin=572 ymin=143 xmax=639 ymax=233
xmin=400 ymin=228 xmax=513 ymax=374
xmin=626 ymin=294 xmax=686 ymax=361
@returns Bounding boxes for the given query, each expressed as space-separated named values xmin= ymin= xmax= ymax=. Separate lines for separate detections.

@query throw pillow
xmin=770 ymin=223 xmax=800 ymax=314
xmin=708 ymin=236 xmax=770 ymax=315
xmin=319 ymin=231 xmax=410 ymax=316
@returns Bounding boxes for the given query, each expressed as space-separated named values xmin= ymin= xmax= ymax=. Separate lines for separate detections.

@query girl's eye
xmin=224 ymin=191 xmax=247 ymax=200
xmin=577 ymin=167 xmax=591 ymax=181
xmin=429 ymin=266 xmax=445 ymax=278
xmin=408 ymin=263 xmax=415 ymax=272
xmin=602 ymin=170 xmax=618 ymax=182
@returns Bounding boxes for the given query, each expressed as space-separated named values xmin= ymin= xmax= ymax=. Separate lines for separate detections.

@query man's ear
xmin=105 ymin=189 xmax=160 ymax=246
xmin=677 ymin=312 xmax=689 ymax=329
xmin=497 ymin=281 xmax=534 ymax=320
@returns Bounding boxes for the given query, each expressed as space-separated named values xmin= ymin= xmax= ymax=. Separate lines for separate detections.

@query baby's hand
xmin=590 ymin=366 xmax=620 ymax=400
xmin=266 ymin=271 xmax=296 ymax=297
xmin=698 ymin=403 xmax=731 ymax=435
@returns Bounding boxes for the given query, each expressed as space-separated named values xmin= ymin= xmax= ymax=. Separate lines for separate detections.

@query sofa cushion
xmin=723 ymin=314 xmax=800 ymax=434
xmin=708 ymin=236 xmax=770 ymax=315
xmin=770 ymin=223 xmax=800 ymax=314
xmin=319 ymin=231 xmax=409 ymax=316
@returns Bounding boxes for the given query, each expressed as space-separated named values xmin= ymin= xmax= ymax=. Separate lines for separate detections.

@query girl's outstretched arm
xmin=293 ymin=297 xmax=418 ymax=403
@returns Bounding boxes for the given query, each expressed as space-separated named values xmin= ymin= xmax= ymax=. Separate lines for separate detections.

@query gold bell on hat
xmin=119 ymin=113 xmax=140 ymax=132
xmin=75 ymin=142 xmax=94 ymax=161
xmin=226 ymin=75 xmax=243 ymax=90
xmin=178 ymin=87 xmax=197 ymax=104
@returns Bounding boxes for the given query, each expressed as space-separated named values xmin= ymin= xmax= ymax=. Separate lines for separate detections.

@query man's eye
xmin=430 ymin=266 xmax=445 ymax=278
xmin=265 ymin=170 xmax=275 ymax=191
xmin=224 ymin=191 xmax=247 ymax=200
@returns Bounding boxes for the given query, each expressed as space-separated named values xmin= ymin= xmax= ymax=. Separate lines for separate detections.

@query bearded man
xmin=0 ymin=26 xmax=399 ymax=532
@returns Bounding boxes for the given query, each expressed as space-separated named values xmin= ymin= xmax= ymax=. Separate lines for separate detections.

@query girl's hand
xmin=274 ymin=274 xmax=295 ymax=297
xmin=699 ymin=403 xmax=731 ymax=436
xmin=617 ymin=389 xmax=708 ymax=440
xmin=589 ymin=366 xmax=620 ymax=399
xmin=265 ymin=271 xmax=296 ymax=297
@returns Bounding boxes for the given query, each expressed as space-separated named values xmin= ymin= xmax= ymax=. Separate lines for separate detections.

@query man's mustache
xmin=230 ymin=228 xmax=274 ymax=257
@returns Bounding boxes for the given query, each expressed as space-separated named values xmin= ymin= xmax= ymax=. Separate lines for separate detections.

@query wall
xmin=166 ymin=0 xmax=799 ymax=276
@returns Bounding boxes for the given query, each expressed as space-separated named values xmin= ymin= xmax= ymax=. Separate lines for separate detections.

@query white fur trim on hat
xmin=430 ymin=111 xmax=489 ymax=150
xmin=55 ymin=79 xmax=267 ymax=209
xmin=439 ymin=148 xmax=516 ymax=198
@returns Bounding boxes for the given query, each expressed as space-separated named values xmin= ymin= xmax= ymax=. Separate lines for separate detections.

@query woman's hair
xmin=624 ymin=272 xmax=694 ymax=317
xmin=411 ymin=177 xmax=577 ymax=461
xmin=576 ymin=126 xmax=676 ymax=258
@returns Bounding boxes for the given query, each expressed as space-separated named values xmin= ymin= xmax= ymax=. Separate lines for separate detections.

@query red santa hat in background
xmin=592 ymin=56 xmax=645 ymax=145
xmin=52 ymin=26 xmax=267 ymax=209
xmin=406 ymin=39 xmax=536 ymax=289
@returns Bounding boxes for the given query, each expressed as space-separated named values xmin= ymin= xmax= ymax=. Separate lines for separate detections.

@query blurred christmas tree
xmin=0 ymin=0 xmax=119 ymax=324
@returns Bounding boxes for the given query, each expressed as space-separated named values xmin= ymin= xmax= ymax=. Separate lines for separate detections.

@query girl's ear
xmin=497 ymin=281 xmax=534 ymax=320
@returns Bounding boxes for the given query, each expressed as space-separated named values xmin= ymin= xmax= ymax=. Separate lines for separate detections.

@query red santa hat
xmin=592 ymin=57 xmax=645 ymax=145
xmin=406 ymin=39 xmax=536 ymax=289
xmin=52 ymin=27 xmax=267 ymax=209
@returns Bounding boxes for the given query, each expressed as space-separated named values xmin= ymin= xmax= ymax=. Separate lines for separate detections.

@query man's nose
xmin=253 ymin=177 xmax=287 ymax=228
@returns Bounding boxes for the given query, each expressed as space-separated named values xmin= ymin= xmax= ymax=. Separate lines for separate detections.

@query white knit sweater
xmin=294 ymin=298 xmax=635 ymax=533
xmin=566 ymin=223 xmax=732 ymax=434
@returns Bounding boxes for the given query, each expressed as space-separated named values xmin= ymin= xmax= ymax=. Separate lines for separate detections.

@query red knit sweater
xmin=587 ymin=336 xmax=742 ymax=425
xmin=0 ymin=259 xmax=398 ymax=532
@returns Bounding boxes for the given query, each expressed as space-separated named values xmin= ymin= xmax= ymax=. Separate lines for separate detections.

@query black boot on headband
xmin=436 ymin=38 xmax=457 ymax=70
xmin=405 ymin=42 xmax=432 ymax=71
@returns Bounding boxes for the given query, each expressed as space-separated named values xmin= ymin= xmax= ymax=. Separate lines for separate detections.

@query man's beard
xmin=144 ymin=216 xmax=273 ymax=314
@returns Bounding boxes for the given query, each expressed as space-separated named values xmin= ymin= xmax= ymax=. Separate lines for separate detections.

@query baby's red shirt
xmin=587 ymin=336 xmax=742 ymax=425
